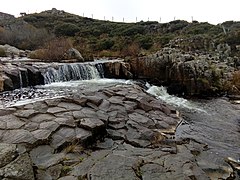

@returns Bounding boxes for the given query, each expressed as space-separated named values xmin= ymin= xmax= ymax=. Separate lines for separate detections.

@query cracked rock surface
xmin=0 ymin=84 xmax=238 ymax=179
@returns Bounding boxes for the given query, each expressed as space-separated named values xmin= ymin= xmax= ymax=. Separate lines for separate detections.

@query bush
xmin=97 ymin=39 xmax=114 ymax=50
xmin=54 ymin=23 xmax=80 ymax=36
xmin=0 ymin=48 xmax=6 ymax=57
xmin=232 ymin=71 xmax=240 ymax=90
xmin=29 ymin=38 xmax=72 ymax=61
xmin=136 ymin=35 xmax=153 ymax=50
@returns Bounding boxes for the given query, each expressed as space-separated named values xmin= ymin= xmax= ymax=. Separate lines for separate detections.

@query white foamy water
xmin=0 ymin=78 xmax=133 ymax=108
xmin=146 ymin=85 xmax=206 ymax=112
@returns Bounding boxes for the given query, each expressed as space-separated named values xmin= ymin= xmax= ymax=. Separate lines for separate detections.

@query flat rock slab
xmin=0 ymin=84 xmax=188 ymax=179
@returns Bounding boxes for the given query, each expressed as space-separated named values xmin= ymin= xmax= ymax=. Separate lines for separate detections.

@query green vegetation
xmin=0 ymin=9 xmax=240 ymax=59
xmin=0 ymin=47 xmax=6 ymax=57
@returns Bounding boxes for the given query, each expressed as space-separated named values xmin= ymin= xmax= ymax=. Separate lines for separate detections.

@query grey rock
xmin=47 ymin=164 xmax=63 ymax=180
xmin=58 ymin=176 xmax=78 ymax=180
xmin=14 ymin=109 xmax=36 ymax=118
xmin=85 ymin=95 xmax=103 ymax=106
xmin=31 ymin=129 xmax=52 ymax=140
xmin=96 ymin=110 xmax=109 ymax=124
xmin=125 ymin=126 xmax=152 ymax=147
xmin=141 ymin=163 xmax=166 ymax=180
xmin=129 ymin=112 xmax=155 ymax=128
xmin=24 ymin=122 xmax=39 ymax=131
xmin=55 ymin=111 xmax=73 ymax=118
xmin=98 ymin=100 xmax=110 ymax=111
xmin=0 ymin=115 xmax=25 ymax=129
xmin=96 ymin=138 xmax=114 ymax=149
xmin=75 ymin=128 xmax=92 ymax=141
xmin=0 ymin=153 xmax=34 ymax=180
xmin=45 ymin=98 xmax=62 ymax=107
xmin=54 ymin=117 xmax=76 ymax=127
xmin=0 ymin=143 xmax=17 ymax=168
xmin=66 ymin=48 xmax=84 ymax=61
xmin=30 ymin=145 xmax=65 ymax=169
xmin=58 ymin=102 xmax=82 ymax=111
xmin=47 ymin=107 xmax=66 ymax=114
xmin=88 ymin=154 xmax=138 ymax=180
xmin=30 ymin=113 xmax=55 ymax=123
xmin=32 ymin=101 xmax=48 ymax=113
xmin=107 ymin=129 xmax=126 ymax=140
xmin=39 ymin=121 xmax=59 ymax=131
xmin=51 ymin=127 xmax=75 ymax=149
xmin=71 ymin=150 xmax=111 ymax=177
xmin=2 ymin=129 xmax=36 ymax=144
xmin=79 ymin=118 xmax=105 ymax=131
xmin=108 ymin=96 xmax=125 ymax=104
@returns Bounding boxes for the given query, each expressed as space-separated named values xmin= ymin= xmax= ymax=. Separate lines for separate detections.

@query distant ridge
xmin=0 ymin=12 xmax=15 ymax=21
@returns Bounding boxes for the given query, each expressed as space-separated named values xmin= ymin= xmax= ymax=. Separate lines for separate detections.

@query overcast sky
xmin=1 ymin=0 xmax=239 ymax=24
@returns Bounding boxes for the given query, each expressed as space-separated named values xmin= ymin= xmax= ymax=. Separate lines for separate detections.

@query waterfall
xmin=43 ymin=63 xmax=104 ymax=84
xmin=19 ymin=71 xmax=23 ymax=88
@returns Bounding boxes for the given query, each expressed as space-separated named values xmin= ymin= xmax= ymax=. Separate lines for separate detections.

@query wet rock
xmin=0 ymin=153 xmax=34 ymax=180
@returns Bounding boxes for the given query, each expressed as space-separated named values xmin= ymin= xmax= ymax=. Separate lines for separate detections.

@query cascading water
xmin=146 ymin=84 xmax=206 ymax=112
xmin=43 ymin=63 xmax=104 ymax=84
xmin=19 ymin=70 xmax=23 ymax=89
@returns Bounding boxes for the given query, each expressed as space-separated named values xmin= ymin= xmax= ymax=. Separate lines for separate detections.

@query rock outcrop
xmin=131 ymin=47 xmax=239 ymax=96
xmin=0 ymin=84 xmax=228 ymax=179
xmin=0 ymin=63 xmax=44 ymax=91
xmin=0 ymin=44 xmax=29 ymax=58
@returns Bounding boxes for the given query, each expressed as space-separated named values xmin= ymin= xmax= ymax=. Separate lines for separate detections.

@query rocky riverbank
xmin=1 ymin=84 xmax=235 ymax=179
xmin=131 ymin=47 xmax=240 ymax=96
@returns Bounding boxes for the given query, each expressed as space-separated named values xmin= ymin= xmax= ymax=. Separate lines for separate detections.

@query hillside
xmin=0 ymin=8 xmax=240 ymax=59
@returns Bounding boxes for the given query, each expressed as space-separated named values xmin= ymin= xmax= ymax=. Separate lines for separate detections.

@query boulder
xmin=66 ymin=48 xmax=84 ymax=61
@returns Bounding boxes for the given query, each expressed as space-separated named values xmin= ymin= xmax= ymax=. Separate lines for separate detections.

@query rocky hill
xmin=0 ymin=8 xmax=240 ymax=59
